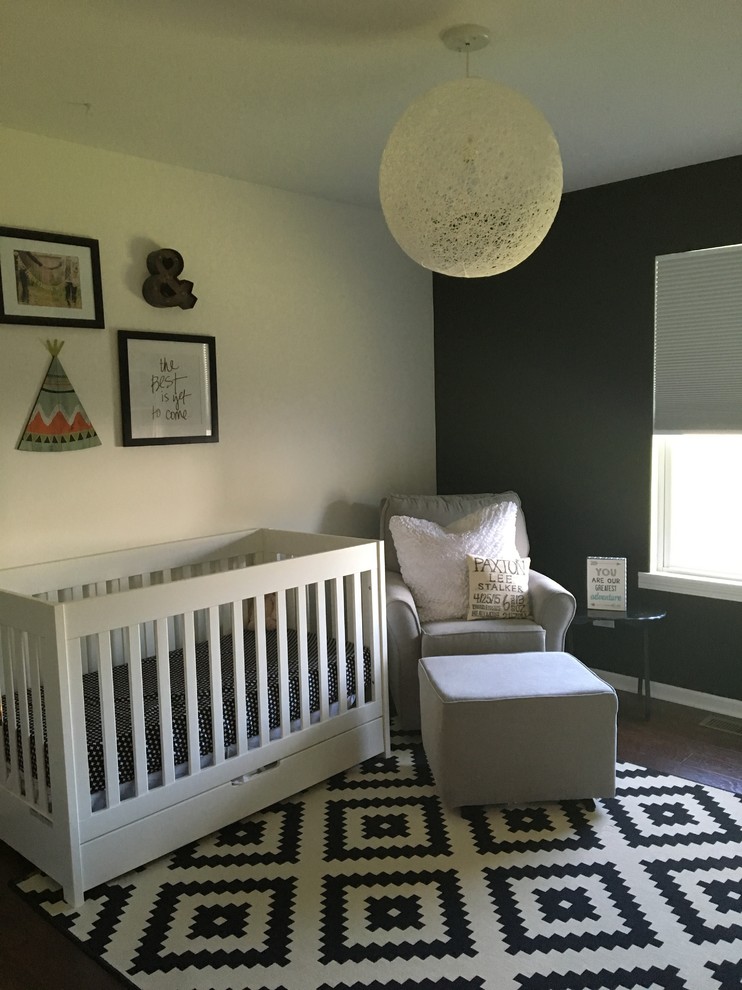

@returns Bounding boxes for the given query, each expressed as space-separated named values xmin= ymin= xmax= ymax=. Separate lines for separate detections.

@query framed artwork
xmin=0 ymin=226 xmax=104 ymax=328
xmin=586 ymin=556 xmax=627 ymax=611
xmin=118 ymin=330 xmax=219 ymax=446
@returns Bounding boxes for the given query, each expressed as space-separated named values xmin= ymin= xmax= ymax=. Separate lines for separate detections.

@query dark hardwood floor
xmin=615 ymin=688 xmax=742 ymax=792
xmin=1 ymin=689 xmax=741 ymax=990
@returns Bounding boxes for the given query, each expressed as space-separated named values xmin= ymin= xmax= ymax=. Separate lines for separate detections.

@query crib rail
xmin=0 ymin=528 xmax=362 ymax=598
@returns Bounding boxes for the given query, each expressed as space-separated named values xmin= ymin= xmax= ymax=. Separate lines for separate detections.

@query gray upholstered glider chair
xmin=380 ymin=492 xmax=576 ymax=730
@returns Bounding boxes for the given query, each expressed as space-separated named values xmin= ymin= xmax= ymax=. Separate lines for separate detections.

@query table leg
xmin=639 ymin=626 xmax=652 ymax=719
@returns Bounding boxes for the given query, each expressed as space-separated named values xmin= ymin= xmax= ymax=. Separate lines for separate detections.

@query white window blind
xmin=654 ymin=244 xmax=742 ymax=433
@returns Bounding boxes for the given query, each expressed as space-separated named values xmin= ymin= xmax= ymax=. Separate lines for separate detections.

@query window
xmin=639 ymin=244 xmax=742 ymax=602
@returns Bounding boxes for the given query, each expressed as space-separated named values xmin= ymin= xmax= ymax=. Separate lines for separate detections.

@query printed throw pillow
xmin=389 ymin=502 xmax=519 ymax=622
xmin=467 ymin=554 xmax=532 ymax=619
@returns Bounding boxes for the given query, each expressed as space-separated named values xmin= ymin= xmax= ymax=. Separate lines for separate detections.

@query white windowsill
xmin=638 ymin=571 xmax=742 ymax=603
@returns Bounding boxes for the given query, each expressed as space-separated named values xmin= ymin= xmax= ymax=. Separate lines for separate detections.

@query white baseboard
xmin=593 ymin=668 xmax=742 ymax=719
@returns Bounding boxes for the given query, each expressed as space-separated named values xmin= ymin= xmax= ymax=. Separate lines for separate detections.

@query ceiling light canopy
xmin=379 ymin=25 xmax=563 ymax=278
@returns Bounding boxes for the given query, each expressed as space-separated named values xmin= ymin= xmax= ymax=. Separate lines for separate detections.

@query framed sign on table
xmin=0 ymin=226 xmax=104 ymax=328
xmin=118 ymin=330 xmax=219 ymax=446
xmin=586 ymin=556 xmax=627 ymax=611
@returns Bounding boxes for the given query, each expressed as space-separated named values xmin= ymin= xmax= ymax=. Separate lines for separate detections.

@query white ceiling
xmin=2 ymin=0 xmax=741 ymax=209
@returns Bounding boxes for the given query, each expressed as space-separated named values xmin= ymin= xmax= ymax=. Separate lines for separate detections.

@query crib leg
xmin=61 ymin=862 xmax=86 ymax=909
xmin=60 ymin=877 xmax=85 ymax=908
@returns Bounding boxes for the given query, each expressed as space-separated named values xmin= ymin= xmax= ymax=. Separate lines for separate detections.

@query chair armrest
xmin=385 ymin=570 xmax=424 ymax=729
xmin=529 ymin=569 xmax=577 ymax=651
xmin=386 ymin=570 xmax=420 ymax=625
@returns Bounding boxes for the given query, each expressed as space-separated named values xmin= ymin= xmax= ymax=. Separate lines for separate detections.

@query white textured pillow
xmin=389 ymin=502 xmax=518 ymax=621
xmin=467 ymin=554 xmax=532 ymax=619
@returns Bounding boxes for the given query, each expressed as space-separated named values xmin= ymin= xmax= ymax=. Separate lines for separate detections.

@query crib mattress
xmin=3 ymin=629 xmax=371 ymax=796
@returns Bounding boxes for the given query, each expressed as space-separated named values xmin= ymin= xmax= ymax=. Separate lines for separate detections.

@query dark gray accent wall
xmin=433 ymin=155 xmax=742 ymax=701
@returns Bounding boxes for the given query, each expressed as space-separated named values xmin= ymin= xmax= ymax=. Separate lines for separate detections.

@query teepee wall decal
xmin=17 ymin=339 xmax=101 ymax=452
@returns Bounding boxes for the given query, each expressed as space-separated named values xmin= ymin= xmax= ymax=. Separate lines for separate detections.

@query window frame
xmin=640 ymin=243 xmax=742 ymax=603
xmin=638 ymin=435 xmax=742 ymax=602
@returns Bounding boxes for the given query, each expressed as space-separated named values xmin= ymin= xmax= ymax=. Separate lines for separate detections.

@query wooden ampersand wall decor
xmin=142 ymin=248 xmax=197 ymax=309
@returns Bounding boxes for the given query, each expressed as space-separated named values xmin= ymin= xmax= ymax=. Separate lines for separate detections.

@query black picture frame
xmin=118 ymin=330 xmax=219 ymax=446
xmin=0 ymin=226 xmax=104 ymax=328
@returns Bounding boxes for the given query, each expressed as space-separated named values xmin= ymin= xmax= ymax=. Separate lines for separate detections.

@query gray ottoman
xmin=418 ymin=652 xmax=617 ymax=807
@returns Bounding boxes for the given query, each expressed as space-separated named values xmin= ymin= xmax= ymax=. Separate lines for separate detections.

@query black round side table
xmin=567 ymin=607 xmax=667 ymax=719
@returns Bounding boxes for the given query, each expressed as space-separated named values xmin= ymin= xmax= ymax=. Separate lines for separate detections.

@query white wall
xmin=0 ymin=127 xmax=435 ymax=568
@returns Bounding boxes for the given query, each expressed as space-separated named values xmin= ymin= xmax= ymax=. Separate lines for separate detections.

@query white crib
xmin=0 ymin=528 xmax=389 ymax=906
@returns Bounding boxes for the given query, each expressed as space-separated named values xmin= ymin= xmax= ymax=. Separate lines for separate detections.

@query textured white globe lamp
xmin=379 ymin=26 xmax=563 ymax=278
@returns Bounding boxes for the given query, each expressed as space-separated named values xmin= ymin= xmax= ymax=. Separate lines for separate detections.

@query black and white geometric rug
xmin=14 ymin=728 xmax=742 ymax=990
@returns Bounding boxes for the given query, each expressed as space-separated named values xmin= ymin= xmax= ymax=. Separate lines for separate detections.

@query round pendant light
xmin=379 ymin=26 xmax=563 ymax=278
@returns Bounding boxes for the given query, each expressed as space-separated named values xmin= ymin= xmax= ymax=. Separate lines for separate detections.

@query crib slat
xmin=296 ymin=586 xmax=310 ymax=729
xmin=69 ymin=584 xmax=90 ymax=675
xmin=351 ymin=573 xmax=365 ymax=708
xmin=254 ymin=595 xmax=270 ymax=747
xmin=194 ymin=604 xmax=208 ymax=644
xmin=182 ymin=612 xmax=200 ymax=776
xmin=126 ymin=626 xmax=148 ymax=796
xmin=1 ymin=625 xmax=19 ymax=789
xmin=65 ymin=636 xmax=91 ymax=826
xmin=230 ymin=601 xmax=248 ymax=754
xmin=0 ymin=629 xmax=8 ymax=787
xmin=102 ymin=581 xmax=126 ymax=664
xmin=14 ymin=630 xmax=35 ymax=802
xmin=138 ymin=573 xmax=155 ymax=658
xmin=332 ymin=577 xmax=348 ymax=714
xmin=28 ymin=634 xmax=49 ymax=811
xmin=276 ymin=591 xmax=290 ymax=735
xmin=155 ymin=618 xmax=175 ymax=786
xmin=367 ymin=563 xmax=382 ymax=703
xmin=353 ymin=571 xmax=366 ymax=705
xmin=97 ymin=633 xmax=120 ymax=809
xmin=207 ymin=606 xmax=224 ymax=766
xmin=315 ymin=582 xmax=330 ymax=721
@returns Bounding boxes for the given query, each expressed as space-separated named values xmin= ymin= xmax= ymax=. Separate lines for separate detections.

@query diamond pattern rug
xmin=14 ymin=727 xmax=742 ymax=989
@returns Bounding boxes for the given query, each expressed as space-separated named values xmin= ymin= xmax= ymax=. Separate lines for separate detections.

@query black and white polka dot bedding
xmin=3 ymin=628 xmax=371 ymax=797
